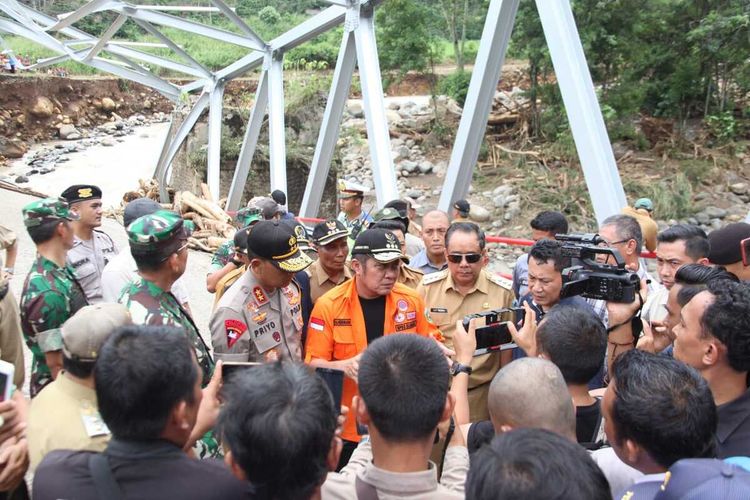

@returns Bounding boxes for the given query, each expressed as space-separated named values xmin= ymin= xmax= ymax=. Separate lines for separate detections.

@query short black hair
xmin=132 ymin=251 xmax=169 ymax=273
xmin=466 ymin=428 xmax=610 ymax=500
xmin=62 ymin=356 xmax=95 ymax=378
xmin=27 ymin=220 xmax=64 ymax=245
xmin=218 ymin=362 xmax=336 ymax=499
xmin=371 ymin=220 xmax=406 ymax=235
xmin=602 ymin=214 xmax=643 ymax=251
xmin=530 ymin=211 xmax=569 ymax=236
xmin=701 ymin=280 xmax=750 ymax=372
xmin=358 ymin=334 xmax=449 ymax=441
xmin=445 ymin=222 xmax=486 ymax=252
xmin=675 ymin=264 xmax=739 ymax=307
xmin=610 ymin=350 xmax=716 ymax=468
xmin=657 ymin=224 xmax=710 ymax=260
xmin=529 ymin=238 xmax=570 ymax=272
xmin=536 ymin=306 xmax=606 ymax=385
xmin=270 ymin=189 xmax=286 ymax=206
xmin=95 ymin=325 xmax=198 ymax=441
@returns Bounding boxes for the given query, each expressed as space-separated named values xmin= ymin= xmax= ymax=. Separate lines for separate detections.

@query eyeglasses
xmin=176 ymin=241 xmax=189 ymax=254
xmin=598 ymin=239 xmax=629 ymax=248
xmin=447 ymin=253 xmax=482 ymax=264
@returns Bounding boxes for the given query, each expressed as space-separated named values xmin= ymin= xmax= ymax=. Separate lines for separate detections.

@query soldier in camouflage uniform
xmin=118 ymin=209 xmax=219 ymax=458
xmin=206 ymin=205 xmax=265 ymax=293
xmin=20 ymin=198 xmax=89 ymax=397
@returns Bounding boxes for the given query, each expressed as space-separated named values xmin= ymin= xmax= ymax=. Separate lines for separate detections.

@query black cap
xmin=270 ymin=189 xmax=286 ymax=206
xmin=61 ymin=184 xmax=102 ymax=204
xmin=351 ymin=228 xmax=407 ymax=263
xmin=453 ymin=199 xmax=470 ymax=215
xmin=312 ymin=219 xmax=349 ymax=246
xmin=247 ymin=220 xmax=313 ymax=273
xmin=124 ymin=197 xmax=161 ymax=227
xmin=233 ymin=226 xmax=253 ymax=255
xmin=282 ymin=220 xmax=314 ymax=252
xmin=708 ymin=223 xmax=750 ymax=265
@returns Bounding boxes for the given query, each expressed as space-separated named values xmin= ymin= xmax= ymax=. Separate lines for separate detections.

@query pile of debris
xmin=110 ymin=179 xmax=233 ymax=253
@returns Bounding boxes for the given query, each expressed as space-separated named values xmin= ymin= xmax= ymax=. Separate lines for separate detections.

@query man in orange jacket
xmin=305 ymin=228 xmax=443 ymax=467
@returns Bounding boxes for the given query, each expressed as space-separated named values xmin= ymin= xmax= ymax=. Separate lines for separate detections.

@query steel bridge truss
xmin=0 ymin=0 xmax=625 ymax=223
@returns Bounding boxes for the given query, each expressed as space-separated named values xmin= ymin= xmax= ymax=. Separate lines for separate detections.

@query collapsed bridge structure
xmin=0 ymin=0 xmax=626 ymax=223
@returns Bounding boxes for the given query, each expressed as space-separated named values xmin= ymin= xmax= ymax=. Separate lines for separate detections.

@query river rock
xmin=729 ymin=183 xmax=748 ymax=195
xmin=399 ymin=160 xmax=419 ymax=174
xmin=348 ymin=102 xmax=363 ymax=118
xmin=101 ymin=97 xmax=116 ymax=112
xmin=30 ymin=96 xmax=55 ymax=118
xmin=0 ymin=138 xmax=28 ymax=159
xmin=14 ymin=175 xmax=28 ymax=183
xmin=418 ymin=161 xmax=433 ymax=174
xmin=58 ymin=124 xmax=80 ymax=140
xmin=101 ymin=137 xmax=116 ymax=147
xmin=406 ymin=189 xmax=422 ymax=199
xmin=470 ymin=205 xmax=491 ymax=222
xmin=704 ymin=206 xmax=727 ymax=219
xmin=695 ymin=212 xmax=710 ymax=225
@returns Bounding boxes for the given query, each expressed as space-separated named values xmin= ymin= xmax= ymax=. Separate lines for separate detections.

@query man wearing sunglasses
xmin=417 ymin=222 xmax=514 ymax=421
xmin=118 ymin=210 xmax=214 ymax=389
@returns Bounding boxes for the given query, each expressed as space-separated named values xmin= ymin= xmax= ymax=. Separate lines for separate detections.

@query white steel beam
xmin=83 ymin=13 xmax=126 ymax=62
xmin=536 ymin=0 xmax=625 ymax=222
xmin=270 ymin=5 xmax=345 ymax=54
xmin=299 ymin=30 xmax=357 ymax=217
xmin=267 ymin=55 xmax=287 ymax=194
xmin=206 ymin=82 xmax=226 ymax=201
xmin=354 ymin=5 xmax=398 ymax=207
xmin=155 ymin=92 xmax=211 ymax=201
xmin=121 ymin=6 xmax=263 ymax=51
xmin=210 ymin=0 xmax=265 ymax=49
xmin=132 ymin=18 xmax=211 ymax=78
xmin=47 ymin=0 xmax=116 ymax=32
xmin=438 ymin=0 xmax=521 ymax=212
xmin=227 ymin=70 xmax=270 ymax=211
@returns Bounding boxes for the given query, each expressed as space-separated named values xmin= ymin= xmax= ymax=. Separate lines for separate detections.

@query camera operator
xmin=511 ymin=211 xmax=569 ymax=300
xmin=417 ymin=222 xmax=514 ymax=421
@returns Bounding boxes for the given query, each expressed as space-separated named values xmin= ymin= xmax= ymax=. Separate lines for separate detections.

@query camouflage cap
xmin=126 ymin=209 xmax=192 ymax=256
xmin=22 ymin=197 xmax=80 ymax=228
xmin=234 ymin=207 xmax=263 ymax=227
xmin=372 ymin=207 xmax=402 ymax=223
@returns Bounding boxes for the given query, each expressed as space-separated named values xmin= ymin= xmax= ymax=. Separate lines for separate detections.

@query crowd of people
xmin=0 ymin=179 xmax=749 ymax=499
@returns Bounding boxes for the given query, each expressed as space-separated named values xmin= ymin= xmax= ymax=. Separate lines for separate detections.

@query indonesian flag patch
xmin=225 ymin=319 xmax=248 ymax=349
xmin=310 ymin=317 xmax=325 ymax=332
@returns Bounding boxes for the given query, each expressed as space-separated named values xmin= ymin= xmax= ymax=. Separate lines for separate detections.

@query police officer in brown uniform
xmin=305 ymin=219 xmax=351 ymax=304
xmin=210 ymin=220 xmax=313 ymax=362
xmin=417 ymin=222 xmax=514 ymax=421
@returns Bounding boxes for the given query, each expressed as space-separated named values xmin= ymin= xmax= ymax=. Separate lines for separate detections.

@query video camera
xmin=556 ymin=233 xmax=640 ymax=303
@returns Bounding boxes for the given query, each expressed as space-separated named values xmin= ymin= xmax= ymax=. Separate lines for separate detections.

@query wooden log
xmin=181 ymin=191 xmax=231 ymax=223
xmin=487 ymin=112 xmax=519 ymax=126
xmin=188 ymin=237 xmax=212 ymax=252
xmin=200 ymin=183 xmax=213 ymax=202
xmin=183 ymin=212 xmax=206 ymax=230
xmin=208 ymin=236 xmax=228 ymax=249
xmin=172 ymin=191 xmax=183 ymax=215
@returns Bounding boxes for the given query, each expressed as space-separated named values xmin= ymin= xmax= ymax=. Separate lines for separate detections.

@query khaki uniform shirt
xmin=417 ymin=269 xmax=514 ymax=420
xmin=0 ymin=225 xmax=24 ymax=387
xmin=212 ymin=266 xmax=247 ymax=310
xmin=322 ymin=440 xmax=467 ymax=499
xmin=28 ymin=373 xmax=109 ymax=470
xmin=399 ymin=265 xmax=424 ymax=290
xmin=67 ymin=230 xmax=118 ymax=303
xmin=210 ymin=270 xmax=304 ymax=362
xmin=304 ymin=260 xmax=352 ymax=304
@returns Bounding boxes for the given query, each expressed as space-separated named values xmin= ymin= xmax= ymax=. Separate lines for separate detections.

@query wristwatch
xmin=450 ymin=360 xmax=473 ymax=377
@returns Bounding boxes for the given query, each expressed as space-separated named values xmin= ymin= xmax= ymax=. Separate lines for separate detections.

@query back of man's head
xmin=536 ymin=306 xmax=606 ymax=385
xmin=95 ymin=325 xmax=198 ymax=441
xmin=358 ymin=334 xmax=449 ymax=442
xmin=701 ymin=280 xmax=750 ymax=373
xmin=488 ymin=358 xmax=576 ymax=439
xmin=219 ymin=361 xmax=336 ymax=499
xmin=528 ymin=239 xmax=570 ymax=272
xmin=609 ymin=349 xmax=716 ymax=470
xmin=657 ymin=224 xmax=710 ymax=260
xmin=675 ymin=263 xmax=739 ymax=307
xmin=466 ymin=428 xmax=610 ymax=500
xmin=530 ymin=211 xmax=569 ymax=237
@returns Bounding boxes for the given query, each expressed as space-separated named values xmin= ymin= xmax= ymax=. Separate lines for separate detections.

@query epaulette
xmin=487 ymin=272 xmax=513 ymax=290
xmin=93 ymin=228 xmax=115 ymax=243
xmin=421 ymin=269 xmax=448 ymax=286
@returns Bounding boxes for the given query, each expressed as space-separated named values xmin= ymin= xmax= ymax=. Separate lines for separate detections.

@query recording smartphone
xmin=742 ymin=237 xmax=750 ymax=267
xmin=314 ymin=367 xmax=344 ymax=415
xmin=464 ymin=308 xmax=525 ymax=356
xmin=0 ymin=361 xmax=14 ymax=402
xmin=221 ymin=361 xmax=262 ymax=382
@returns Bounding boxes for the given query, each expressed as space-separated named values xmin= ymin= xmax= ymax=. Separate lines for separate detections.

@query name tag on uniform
xmin=430 ymin=307 xmax=448 ymax=313
xmin=81 ymin=404 xmax=110 ymax=438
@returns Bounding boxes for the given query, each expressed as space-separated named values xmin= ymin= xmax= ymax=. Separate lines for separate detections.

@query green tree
xmin=376 ymin=0 xmax=436 ymax=77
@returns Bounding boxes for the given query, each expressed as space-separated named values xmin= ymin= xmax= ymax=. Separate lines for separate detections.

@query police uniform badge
xmin=224 ymin=319 xmax=247 ymax=349
xmin=78 ymin=188 xmax=93 ymax=198
xmin=252 ymin=286 xmax=268 ymax=305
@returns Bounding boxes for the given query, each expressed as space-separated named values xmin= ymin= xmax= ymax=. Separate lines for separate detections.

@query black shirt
xmin=467 ymin=420 xmax=495 ymax=454
xmin=33 ymin=439 xmax=254 ymax=500
xmin=360 ymin=296 xmax=386 ymax=344
xmin=576 ymin=399 xmax=602 ymax=444
xmin=717 ymin=388 xmax=750 ymax=458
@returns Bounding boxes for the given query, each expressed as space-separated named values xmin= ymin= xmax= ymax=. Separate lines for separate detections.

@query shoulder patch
xmin=487 ymin=272 xmax=513 ymax=290
xmin=421 ymin=269 xmax=448 ymax=286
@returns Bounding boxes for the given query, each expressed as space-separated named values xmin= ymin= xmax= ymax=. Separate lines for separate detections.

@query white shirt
xmin=101 ymin=249 xmax=190 ymax=306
